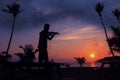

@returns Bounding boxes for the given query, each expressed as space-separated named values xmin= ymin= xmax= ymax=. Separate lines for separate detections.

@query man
xmin=38 ymin=23 xmax=59 ymax=63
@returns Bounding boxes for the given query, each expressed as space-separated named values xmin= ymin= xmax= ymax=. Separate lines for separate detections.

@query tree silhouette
xmin=95 ymin=2 xmax=115 ymax=57
xmin=2 ymin=2 xmax=22 ymax=57
xmin=109 ymin=26 xmax=120 ymax=52
xmin=107 ymin=9 xmax=120 ymax=53
xmin=15 ymin=44 xmax=37 ymax=62
xmin=74 ymin=57 xmax=86 ymax=67
xmin=112 ymin=9 xmax=120 ymax=24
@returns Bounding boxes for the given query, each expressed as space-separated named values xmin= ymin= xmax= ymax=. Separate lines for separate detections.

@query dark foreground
xmin=0 ymin=67 xmax=120 ymax=80
xmin=61 ymin=67 xmax=120 ymax=80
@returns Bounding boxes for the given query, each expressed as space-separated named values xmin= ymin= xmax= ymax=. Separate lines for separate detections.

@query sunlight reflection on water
xmin=82 ymin=62 xmax=101 ymax=67
xmin=91 ymin=62 xmax=96 ymax=67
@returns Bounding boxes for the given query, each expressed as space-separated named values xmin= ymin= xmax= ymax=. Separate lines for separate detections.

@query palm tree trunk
xmin=6 ymin=16 xmax=16 ymax=57
xmin=99 ymin=16 xmax=115 ymax=57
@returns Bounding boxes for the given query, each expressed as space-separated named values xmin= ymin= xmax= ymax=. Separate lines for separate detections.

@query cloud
xmin=55 ymin=26 xmax=102 ymax=40
xmin=0 ymin=0 xmax=120 ymax=30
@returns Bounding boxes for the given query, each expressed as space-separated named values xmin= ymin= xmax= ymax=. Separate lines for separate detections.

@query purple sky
xmin=0 ymin=0 xmax=120 ymax=63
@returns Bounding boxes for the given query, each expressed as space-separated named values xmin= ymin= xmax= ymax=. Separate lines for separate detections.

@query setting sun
xmin=90 ymin=54 xmax=95 ymax=58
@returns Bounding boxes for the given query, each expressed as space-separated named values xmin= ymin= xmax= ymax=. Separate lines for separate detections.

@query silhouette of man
xmin=38 ymin=23 xmax=59 ymax=63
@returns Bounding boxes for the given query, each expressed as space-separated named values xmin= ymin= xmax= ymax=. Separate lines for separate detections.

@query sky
xmin=0 ymin=0 xmax=120 ymax=65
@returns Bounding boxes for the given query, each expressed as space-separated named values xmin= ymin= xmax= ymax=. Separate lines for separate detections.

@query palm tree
xmin=2 ymin=2 xmax=22 ymax=57
xmin=16 ymin=44 xmax=37 ymax=62
xmin=109 ymin=26 xmax=120 ymax=52
xmin=112 ymin=9 xmax=120 ymax=24
xmin=95 ymin=2 xmax=114 ymax=56
xmin=74 ymin=57 xmax=86 ymax=67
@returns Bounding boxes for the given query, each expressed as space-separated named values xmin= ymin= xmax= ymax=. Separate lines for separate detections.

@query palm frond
xmin=18 ymin=44 xmax=36 ymax=62
xmin=112 ymin=9 xmax=120 ymax=20
xmin=109 ymin=26 xmax=120 ymax=53
xmin=95 ymin=2 xmax=104 ymax=16
xmin=2 ymin=9 xmax=12 ymax=13
xmin=2 ymin=2 xmax=22 ymax=17
xmin=111 ymin=26 xmax=120 ymax=37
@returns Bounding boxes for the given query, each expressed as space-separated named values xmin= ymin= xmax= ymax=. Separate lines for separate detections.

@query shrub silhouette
xmin=15 ymin=44 xmax=37 ymax=62
xmin=74 ymin=57 xmax=86 ymax=67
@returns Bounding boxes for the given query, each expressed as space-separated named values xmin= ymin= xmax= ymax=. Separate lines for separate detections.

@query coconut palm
xmin=95 ymin=3 xmax=104 ymax=17
xmin=2 ymin=2 xmax=22 ymax=57
xmin=109 ymin=26 xmax=120 ymax=52
xmin=112 ymin=9 xmax=120 ymax=24
xmin=74 ymin=57 xmax=86 ymax=67
xmin=15 ymin=44 xmax=37 ymax=62
xmin=95 ymin=2 xmax=114 ymax=56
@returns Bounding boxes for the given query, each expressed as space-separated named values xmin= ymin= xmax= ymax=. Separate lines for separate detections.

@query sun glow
xmin=90 ymin=53 xmax=95 ymax=58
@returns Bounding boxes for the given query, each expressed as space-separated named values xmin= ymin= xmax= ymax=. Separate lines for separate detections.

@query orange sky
xmin=47 ymin=26 xmax=111 ymax=63
xmin=0 ymin=21 xmax=114 ymax=63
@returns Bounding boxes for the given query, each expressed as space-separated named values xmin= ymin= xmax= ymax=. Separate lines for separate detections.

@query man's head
xmin=44 ymin=23 xmax=50 ymax=31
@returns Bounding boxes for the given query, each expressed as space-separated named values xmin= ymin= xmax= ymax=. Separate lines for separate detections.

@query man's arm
xmin=47 ymin=32 xmax=60 ymax=40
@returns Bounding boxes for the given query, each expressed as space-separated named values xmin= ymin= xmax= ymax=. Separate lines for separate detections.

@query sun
xmin=90 ymin=54 xmax=95 ymax=58
xmin=88 ymin=52 xmax=97 ymax=62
